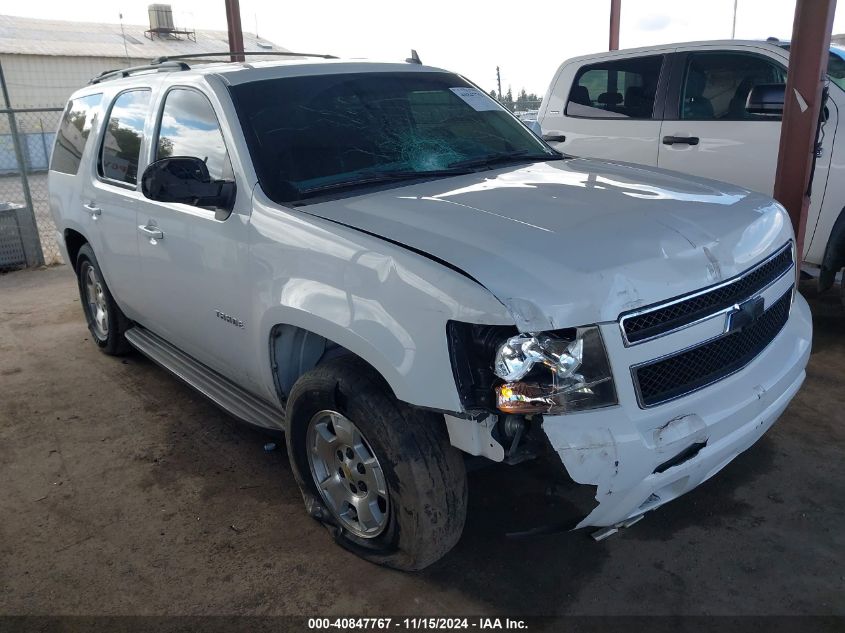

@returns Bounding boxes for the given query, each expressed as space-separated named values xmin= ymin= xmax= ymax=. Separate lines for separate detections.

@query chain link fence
xmin=0 ymin=58 xmax=64 ymax=270
xmin=0 ymin=106 xmax=63 ymax=268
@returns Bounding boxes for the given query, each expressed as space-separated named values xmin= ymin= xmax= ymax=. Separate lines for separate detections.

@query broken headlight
xmin=493 ymin=327 xmax=617 ymax=414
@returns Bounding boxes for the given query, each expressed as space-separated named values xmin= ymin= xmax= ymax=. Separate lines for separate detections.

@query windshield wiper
xmin=448 ymin=149 xmax=561 ymax=170
xmin=294 ymin=151 xmax=562 ymax=200
xmin=296 ymin=168 xmax=475 ymax=198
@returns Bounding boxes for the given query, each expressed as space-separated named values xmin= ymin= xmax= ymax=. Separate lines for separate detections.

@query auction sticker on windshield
xmin=450 ymin=87 xmax=503 ymax=111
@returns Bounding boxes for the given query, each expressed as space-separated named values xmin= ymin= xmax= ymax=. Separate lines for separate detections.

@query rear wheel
xmin=286 ymin=355 xmax=467 ymax=570
xmin=75 ymin=244 xmax=131 ymax=355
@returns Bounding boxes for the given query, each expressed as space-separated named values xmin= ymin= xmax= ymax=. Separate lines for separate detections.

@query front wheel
xmin=286 ymin=356 xmax=467 ymax=571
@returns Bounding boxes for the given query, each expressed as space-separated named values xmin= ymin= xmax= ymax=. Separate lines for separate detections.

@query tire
xmin=285 ymin=355 xmax=467 ymax=571
xmin=75 ymin=243 xmax=131 ymax=355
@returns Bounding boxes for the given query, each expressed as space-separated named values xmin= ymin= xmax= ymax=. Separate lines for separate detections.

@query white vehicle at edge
xmin=536 ymin=39 xmax=845 ymax=294
xmin=48 ymin=54 xmax=812 ymax=570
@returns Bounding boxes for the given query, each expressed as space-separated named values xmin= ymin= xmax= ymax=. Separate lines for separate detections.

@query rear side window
xmin=565 ymin=55 xmax=664 ymax=119
xmin=156 ymin=88 xmax=233 ymax=181
xmin=100 ymin=89 xmax=151 ymax=185
xmin=680 ymin=52 xmax=786 ymax=121
xmin=50 ymin=94 xmax=101 ymax=175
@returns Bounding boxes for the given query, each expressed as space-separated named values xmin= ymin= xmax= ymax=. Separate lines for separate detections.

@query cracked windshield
xmin=230 ymin=71 xmax=557 ymax=203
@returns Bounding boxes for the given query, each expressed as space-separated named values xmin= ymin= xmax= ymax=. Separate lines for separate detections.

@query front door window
xmin=680 ymin=53 xmax=786 ymax=121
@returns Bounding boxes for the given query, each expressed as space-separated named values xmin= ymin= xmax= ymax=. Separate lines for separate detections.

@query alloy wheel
xmin=84 ymin=265 xmax=109 ymax=339
xmin=306 ymin=409 xmax=390 ymax=538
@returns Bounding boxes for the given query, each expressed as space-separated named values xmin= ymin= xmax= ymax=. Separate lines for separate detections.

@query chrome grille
xmin=620 ymin=243 xmax=793 ymax=345
xmin=632 ymin=288 xmax=792 ymax=408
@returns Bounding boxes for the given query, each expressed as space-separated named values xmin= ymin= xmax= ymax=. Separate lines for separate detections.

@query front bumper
xmin=541 ymin=291 xmax=812 ymax=528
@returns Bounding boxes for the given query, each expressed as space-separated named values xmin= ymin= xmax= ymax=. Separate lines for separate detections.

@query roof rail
xmin=89 ymin=61 xmax=190 ymax=85
xmin=151 ymin=51 xmax=338 ymax=64
xmin=87 ymin=51 xmax=338 ymax=85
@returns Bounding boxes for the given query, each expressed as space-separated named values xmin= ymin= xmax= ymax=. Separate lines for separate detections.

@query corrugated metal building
xmin=0 ymin=8 xmax=287 ymax=109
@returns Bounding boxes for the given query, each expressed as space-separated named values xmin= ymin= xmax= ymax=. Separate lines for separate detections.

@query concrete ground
xmin=1 ymin=266 xmax=843 ymax=616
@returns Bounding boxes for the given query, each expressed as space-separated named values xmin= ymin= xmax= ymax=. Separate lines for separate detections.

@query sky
xmin=3 ymin=0 xmax=845 ymax=96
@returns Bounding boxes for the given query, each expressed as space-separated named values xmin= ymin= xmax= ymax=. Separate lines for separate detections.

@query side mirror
xmin=525 ymin=120 xmax=542 ymax=136
xmin=746 ymin=83 xmax=785 ymax=115
xmin=141 ymin=156 xmax=236 ymax=215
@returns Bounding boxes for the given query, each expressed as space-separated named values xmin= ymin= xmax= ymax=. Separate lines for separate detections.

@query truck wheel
xmin=285 ymin=355 xmax=467 ymax=571
xmin=75 ymin=243 xmax=131 ymax=355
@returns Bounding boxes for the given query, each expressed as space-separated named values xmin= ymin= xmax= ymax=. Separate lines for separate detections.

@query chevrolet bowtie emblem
xmin=725 ymin=296 xmax=765 ymax=335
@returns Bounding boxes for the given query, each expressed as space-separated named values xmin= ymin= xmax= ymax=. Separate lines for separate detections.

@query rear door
xmin=82 ymin=88 xmax=154 ymax=318
xmin=657 ymin=50 xmax=786 ymax=194
xmin=540 ymin=53 xmax=668 ymax=164
xmin=134 ymin=85 xmax=251 ymax=385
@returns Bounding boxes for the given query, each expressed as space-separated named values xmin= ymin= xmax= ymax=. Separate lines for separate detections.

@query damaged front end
xmin=444 ymin=275 xmax=812 ymax=535
xmin=444 ymin=320 xmax=620 ymax=526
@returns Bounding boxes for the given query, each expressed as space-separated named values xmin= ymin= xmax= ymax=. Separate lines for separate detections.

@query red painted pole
xmin=225 ymin=0 xmax=245 ymax=62
xmin=609 ymin=0 xmax=621 ymax=51
xmin=773 ymin=0 xmax=836 ymax=264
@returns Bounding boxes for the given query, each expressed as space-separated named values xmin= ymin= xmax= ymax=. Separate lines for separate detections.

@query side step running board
xmin=125 ymin=326 xmax=285 ymax=431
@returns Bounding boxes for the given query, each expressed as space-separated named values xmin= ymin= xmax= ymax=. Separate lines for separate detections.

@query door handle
xmin=138 ymin=224 xmax=164 ymax=242
xmin=662 ymin=135 xmax=700 ymax=146
xmin=84 ymin=203 xmax=101 ymax=220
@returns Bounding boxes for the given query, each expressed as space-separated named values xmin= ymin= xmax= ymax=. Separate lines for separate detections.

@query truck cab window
xmin=566 ymin=55 xmax=664 ymax=119
xmin=680 ymin=53 xmax=786 ymax=121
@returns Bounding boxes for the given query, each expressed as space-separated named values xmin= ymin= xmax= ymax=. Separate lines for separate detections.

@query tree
xmin=501 ymin=86 xmax=514 ymax=111
xmin=516 ymin=88 xmax=529 ymax=111
xmin=515 ymin=88 xmax=542 ymax=112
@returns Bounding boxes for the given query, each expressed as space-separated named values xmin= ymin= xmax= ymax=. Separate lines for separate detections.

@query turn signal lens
xmin=496 ymin=382 xmax=554 ymax=413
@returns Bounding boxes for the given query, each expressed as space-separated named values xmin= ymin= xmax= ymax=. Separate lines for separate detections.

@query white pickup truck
xmin=536 ymin=39 xmax=845 ymax=294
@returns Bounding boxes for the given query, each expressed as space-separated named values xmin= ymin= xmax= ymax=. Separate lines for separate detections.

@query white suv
xmin=536 ymin=40 xmax=845 ymax=293
xmin=48 ymin=54 xmax=812 ymax=570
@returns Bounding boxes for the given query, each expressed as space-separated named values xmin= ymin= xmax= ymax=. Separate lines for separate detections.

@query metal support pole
xmin=38 ymin=118 xmax=49 ymax=170
xmin=609 ymin=0 xmax=621 ymax=51
xmin=0 ymin=60 xmax=44 ymax=267
xmin=225 ymin=0 xmax=245 ymax=62
xmin=773 ymin=0 xmax=836 ymax=264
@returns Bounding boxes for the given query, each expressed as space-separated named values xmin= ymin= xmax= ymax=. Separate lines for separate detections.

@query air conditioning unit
xmin=0 ymin=202 xmax=28 ymax=271
xmin=148 ymin=4 xmax=176 ymax=32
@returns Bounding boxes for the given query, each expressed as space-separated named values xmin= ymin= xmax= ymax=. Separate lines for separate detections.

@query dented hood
xmin=300 ymin=159 xmax=793 ymax=331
